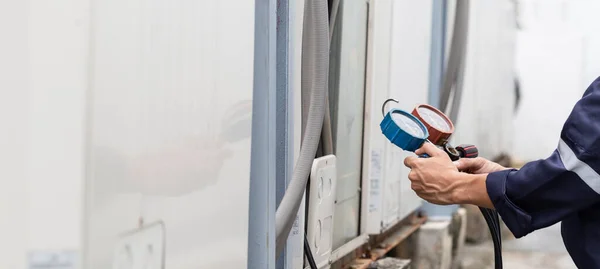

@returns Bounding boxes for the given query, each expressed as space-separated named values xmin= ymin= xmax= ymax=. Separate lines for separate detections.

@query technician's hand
xmin=403 ymin=143 xmax=462 ymax=205
xmin=454 ymin=157 xmax=507 ymax=174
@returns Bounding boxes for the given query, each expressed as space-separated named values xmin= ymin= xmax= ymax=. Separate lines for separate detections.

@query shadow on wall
xmin=92 ymin=100 xmax=252 ymax=198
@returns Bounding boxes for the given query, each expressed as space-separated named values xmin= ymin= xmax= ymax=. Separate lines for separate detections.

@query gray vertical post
xmin=275 ymin=0 xmax=292 ymax=268
xmin=248 ymin=0 xmax=278 ymax=268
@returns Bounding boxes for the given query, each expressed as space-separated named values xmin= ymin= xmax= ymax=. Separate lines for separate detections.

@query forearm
xmin=452 ymin=173 xmax=494 ymax=209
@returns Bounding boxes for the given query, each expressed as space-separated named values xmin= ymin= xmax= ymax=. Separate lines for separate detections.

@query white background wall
xmin=450 ymin=0 xmax=518 ymax=160
xmin=513 ymin=0 xmax=600 ymax=160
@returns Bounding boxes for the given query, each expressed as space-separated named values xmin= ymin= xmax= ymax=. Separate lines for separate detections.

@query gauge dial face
xmin=391 ymin=112 xmax=425 ymax=137
xmin=417 ymin=107 xmax=451 ymax=132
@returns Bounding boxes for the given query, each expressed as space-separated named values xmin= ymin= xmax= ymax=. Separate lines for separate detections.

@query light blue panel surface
xmin=248 ymin=0 xmax=278 ymax=268
xmin=419 ymin=203 xmax=460 ymax=220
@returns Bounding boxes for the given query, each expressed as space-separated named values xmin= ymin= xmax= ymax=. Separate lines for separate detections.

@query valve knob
xmin=456 ymin=144 xmax=478 ymax=158
xmin=443 ymin=143 xmax=461 ymax=161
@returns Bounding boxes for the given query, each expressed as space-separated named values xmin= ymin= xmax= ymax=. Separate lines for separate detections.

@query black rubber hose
xmin=487 ymin=209 xmax=502 ymax=250
xmin=304 ymin=234 xmax=318 ymax=269
xmin=479 ymin=209 xmax=498 ymax=267
xmin=480 ymin=207 xmax=503 ymax=269
xmin=456 ymin=151 xmax=502 ymax=268
xmin=493 ymin=209 xmax=503 ymax=251
xmin=484 ymin=209 xmax=502 ymax=268
xmin=482 ymin=208 xmax=500 ymax=242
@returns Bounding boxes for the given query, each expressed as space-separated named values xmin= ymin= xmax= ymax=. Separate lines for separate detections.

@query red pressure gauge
xmin=410 ymin=104 xmax=455 ymax=145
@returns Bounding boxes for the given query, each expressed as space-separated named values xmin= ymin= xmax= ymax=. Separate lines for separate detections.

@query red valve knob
xmin=456 ymin=144 xmax=478 ymax=158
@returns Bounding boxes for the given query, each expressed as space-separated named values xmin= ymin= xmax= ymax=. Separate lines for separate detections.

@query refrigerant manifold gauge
xmin=380 ymin=99 xmax=429 ymax=152
xmin=410 ymin=103 xmax=460 ymax=159
xmin=410 ymin=104 xmax=455 ymax=145
xmin=379 ymin=99 xmax=467 ymax=161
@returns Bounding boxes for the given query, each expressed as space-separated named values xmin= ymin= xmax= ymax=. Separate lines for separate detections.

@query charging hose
xmin=458 ymin=153 xmax=503 ymax=269
xmin=304 ymin=236 xmax=319 ymax=269
xmin=456 ymin=150 xmax=502 ymax=268
xmin=481 ymin=207 xmax=503 ymax=269
xmin=275 ymin=0 xmax=329 ymax=256
xmin=452 ymin=151 xmax=503 ymax=269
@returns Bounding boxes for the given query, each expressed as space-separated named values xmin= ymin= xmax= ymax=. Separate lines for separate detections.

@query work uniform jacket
xmin=487 ymin=77 xmax=600 ymax=268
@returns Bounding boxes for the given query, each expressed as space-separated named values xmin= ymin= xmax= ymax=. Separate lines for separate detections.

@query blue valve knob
xmin=380 ymin=108 xmax=429 ymax=152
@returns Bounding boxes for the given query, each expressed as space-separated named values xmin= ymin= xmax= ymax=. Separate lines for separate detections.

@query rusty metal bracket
xmin=347 ymin=215 xmax=427 ymax=269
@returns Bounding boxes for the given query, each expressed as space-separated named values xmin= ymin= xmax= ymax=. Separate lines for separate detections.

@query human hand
xmin=403 ymin=143 xmax=464 ymax=205
xmin=454 ymin=157 xmax=507 ymax=174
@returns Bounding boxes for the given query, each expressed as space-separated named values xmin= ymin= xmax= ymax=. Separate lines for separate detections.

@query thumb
xmin=415 ymin=142 xmax=445 ymax=157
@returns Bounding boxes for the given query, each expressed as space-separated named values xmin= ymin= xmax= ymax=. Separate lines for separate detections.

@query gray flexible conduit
xmin=439 ymin=0 xmax=469 ymax=125
xmin=329 ymin=0 xmax=340 ymax=41
xmin=320 ymin=0 xmax=340 ymax=156
xmin=447 ymin=0 xmax=469 ymax=124
xmin=275 ymin=0 xmax=329 ymax=255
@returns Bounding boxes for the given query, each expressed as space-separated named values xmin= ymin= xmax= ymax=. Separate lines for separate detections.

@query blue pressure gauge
xmin=380 ymin=107 xmax=429 ymax=152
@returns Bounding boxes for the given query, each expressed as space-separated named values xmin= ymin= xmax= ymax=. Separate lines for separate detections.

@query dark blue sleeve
xmin=486 ymin=77 xmax=600 ymax=238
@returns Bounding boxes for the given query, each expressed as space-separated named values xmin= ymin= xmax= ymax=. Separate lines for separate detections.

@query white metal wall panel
xmin=389 ymin=0 xmax=433 ymax=221
xmin=329 ymin=0 xmax=369 ymax=249
xmin=1 ymin=0 xmax=90 ymax=268
xmin=0 ymin=2 xmax=29 ymax=268
xmin=362 ymin=0 xmax=394 ymax=235
xmin=26 ymin=0 xmax=90 ymax=255
xmin=361 ymin=0 xmax=431 ymax=234
xmin=84 ymin=0 xmax=255 ymax=268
